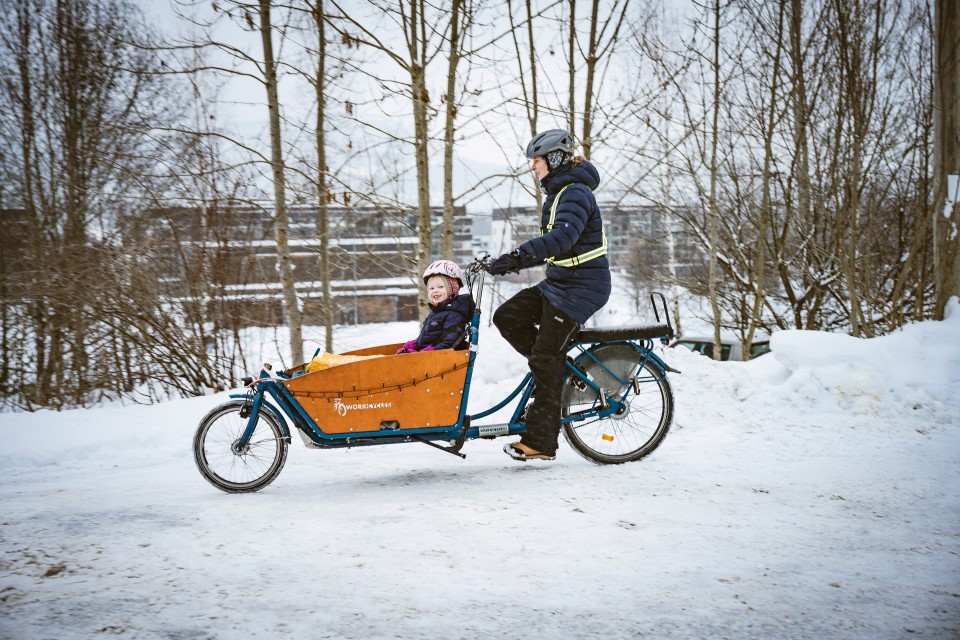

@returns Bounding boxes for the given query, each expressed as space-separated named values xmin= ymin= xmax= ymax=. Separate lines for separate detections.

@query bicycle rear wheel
xmin=561 ymin=343 xmax=673 ymax=464
xmin=193 ymin=399 xmax=289 ymax=493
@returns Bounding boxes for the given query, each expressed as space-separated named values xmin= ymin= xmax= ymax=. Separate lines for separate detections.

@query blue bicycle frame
xmin=230 ymin=272 xmax=675 ymax=460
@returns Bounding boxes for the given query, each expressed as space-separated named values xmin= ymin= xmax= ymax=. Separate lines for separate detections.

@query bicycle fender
xmin=228 ymin=393 xmax=291 ymax=441
xmin=574 ymin=343 xmax=679 ymax=377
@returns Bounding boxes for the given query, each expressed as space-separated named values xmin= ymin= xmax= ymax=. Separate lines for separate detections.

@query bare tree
xmin=780 ymin=0 xmax=818 ymax=329
xmin=833 ymin=0 xmax=869 ymax=336
xmin=507 ymin=0 xmax=544 ymax=209
xmin=885 ymin=0 xmax=936 ymax=328
xmin=310 ymin=0 xmax=335 ymax=351
xmin=441 ymin=0 xmax=471 ymax=259
xmin=630 ymin=0 xmax=939 ymax=345
xmin=565 ymin=0 xmax=629 ymax=160
xmin=325 ymin=0 xmax=463 ymax=317
xmin=933 ymin=0 xmax=960 ymax=318
xmin=706 ymin=0 xmax=724 ymax=359
xmin=151 ymin=0 xmax=308 ymax=364
xmin=257 ymin=0 xmax=303 ymax=363
xmin=0 ymin=0 xmax=175 ymax=408
xmin=738 ymin=0 xmax=787 ymax=357
xmin=627 ymin=0 xmax=734 ymax=350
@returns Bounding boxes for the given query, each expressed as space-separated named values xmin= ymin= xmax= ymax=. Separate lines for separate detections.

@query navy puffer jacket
xmin=416 ymin=293 xmax=473 ymax=350
xmin=517 ymin=160 xmax=611 ymax=324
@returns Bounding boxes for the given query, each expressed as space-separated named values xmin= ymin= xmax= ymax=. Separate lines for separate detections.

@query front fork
xmin=235 ymin=387 xmax=266 ymax=450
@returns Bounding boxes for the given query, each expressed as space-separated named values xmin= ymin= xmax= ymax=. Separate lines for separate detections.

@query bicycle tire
xmin=193 ymin=399 xmax=289 ymax=493
xmin=561 ymin=343 xmax=673 ymax=464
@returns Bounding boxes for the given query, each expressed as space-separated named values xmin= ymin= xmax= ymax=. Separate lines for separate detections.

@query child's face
xmin=427 ymin=276 xmax=449 ymax=305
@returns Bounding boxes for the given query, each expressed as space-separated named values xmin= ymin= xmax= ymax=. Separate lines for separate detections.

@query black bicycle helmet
xmin=525 ymin=129 xmax=575 ymax=159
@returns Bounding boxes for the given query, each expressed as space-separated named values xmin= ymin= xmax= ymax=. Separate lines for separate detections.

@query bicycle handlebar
xmin=465 ymin=253 xmax=491 ymax=310
xmin=466 ymin=252 xmax=491 ymax=274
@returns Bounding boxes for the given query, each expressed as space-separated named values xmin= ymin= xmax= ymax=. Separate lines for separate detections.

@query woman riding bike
xmin=486 ymin=129 xmax=611 ymax=461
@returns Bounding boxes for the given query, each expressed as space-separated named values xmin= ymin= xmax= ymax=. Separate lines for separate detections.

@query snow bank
xmin=766 ymin=300 xmax=960 ymax=421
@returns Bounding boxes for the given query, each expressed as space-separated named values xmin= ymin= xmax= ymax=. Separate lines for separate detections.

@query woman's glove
xmin=395 ymin=339 xmax=419 ymax=354
xmin=420 ymin=345 xmax=436 ymax=352
xmin=487 ymin=250 xmax=523 ymax=275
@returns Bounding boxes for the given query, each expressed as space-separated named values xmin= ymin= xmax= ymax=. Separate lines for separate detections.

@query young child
xmin=396 ymin=260 xmax=473 ymax=353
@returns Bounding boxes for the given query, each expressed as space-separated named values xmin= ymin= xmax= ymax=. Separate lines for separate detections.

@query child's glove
xmin=396 ymin=339 xmax=419 ymax=354
xmin=420 ymin=345 xmax=436 ymax=352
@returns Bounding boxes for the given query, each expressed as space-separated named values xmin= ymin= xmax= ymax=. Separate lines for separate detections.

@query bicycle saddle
xmin=576 ymin=324 xmax=673 ymax=343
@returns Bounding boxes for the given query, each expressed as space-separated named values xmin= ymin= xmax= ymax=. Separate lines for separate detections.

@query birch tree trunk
xmin=441 ymin=0 xmax=464 ymax=260
xmin=407 ymin=0 xmax=433 ymax=319
xmin=708 ymin=0 xmax=723 ymax=360
xmin=785 ymin=0 xmax=813 ymax=329
xmin=579 ymin=0 xmax=628 ymax=160
xmin=59 ymin=0 xmax=94 ymax=403
xmin=839 ymin=2 xmax=863 ymax=337
xmin=934 ymin=0 xmax=960 ymax=318
xmin=581 ymin=0 xmax=599 ymax=160
xmin=508 ymin=0 xmax=542 ymax=210
xmin=312 ymin=0 xmax=334 ymax=352
xmin=258 ymin=0 xmax=303 ymax=364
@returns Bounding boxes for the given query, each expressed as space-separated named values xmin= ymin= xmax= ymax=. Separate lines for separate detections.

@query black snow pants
xmin=492 ymin=286 xmax=580 ymax=455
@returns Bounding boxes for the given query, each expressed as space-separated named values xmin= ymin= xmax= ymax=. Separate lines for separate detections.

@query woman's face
xmin=531 ymin=156 xmax=549 ymax=180
xmin=426 ymin=275 xmax=449 ymax=305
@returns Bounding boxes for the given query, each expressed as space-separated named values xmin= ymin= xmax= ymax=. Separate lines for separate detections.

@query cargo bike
xmin=193 ymin=256 xmax=680 ymax=493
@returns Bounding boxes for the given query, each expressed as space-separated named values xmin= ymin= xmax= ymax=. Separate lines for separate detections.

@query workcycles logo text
xmin=333 ymin=398 xmax=393 ymax=417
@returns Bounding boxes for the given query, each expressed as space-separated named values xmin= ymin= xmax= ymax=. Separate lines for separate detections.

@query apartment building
xmin=463 ymin=201 xmax=680 ymax=269
xmin=153 ymin=202 xmax=467 ymax=326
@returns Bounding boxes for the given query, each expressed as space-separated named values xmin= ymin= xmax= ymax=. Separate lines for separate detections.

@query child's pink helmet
xmin=423 ymin=259 xmax=464 ymax=287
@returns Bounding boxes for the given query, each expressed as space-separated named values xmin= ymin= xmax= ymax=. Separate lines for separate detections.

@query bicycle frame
xmin=230 ymin=265 xmax=675 ymax=459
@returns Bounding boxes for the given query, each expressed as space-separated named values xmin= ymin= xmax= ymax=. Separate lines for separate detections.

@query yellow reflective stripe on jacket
xmin=549 ymin=232 xmax=607 ymax=267
xmin=543 ymin=184 xmax=571 ymax=233
xmin=542 ymin=184 xmax=607 ymax=267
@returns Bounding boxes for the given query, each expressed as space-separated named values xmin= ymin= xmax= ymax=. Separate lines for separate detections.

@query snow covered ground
xmin=2 ymin=294 xmax=959 ymax=639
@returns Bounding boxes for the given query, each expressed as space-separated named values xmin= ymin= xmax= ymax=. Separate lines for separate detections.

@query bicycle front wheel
xmin=193 ymin=399 xmax=289 ymax=493
xmin=561 ymin=343 xmax=673 ymax=464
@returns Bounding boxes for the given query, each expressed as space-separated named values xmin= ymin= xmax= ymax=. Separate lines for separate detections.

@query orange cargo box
xmin=282 ymin=344 xmax=470 ymax=434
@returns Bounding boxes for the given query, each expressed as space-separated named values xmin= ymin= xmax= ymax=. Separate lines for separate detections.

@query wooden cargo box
xmin=282 ymin=344 xmax=470 ymax=434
